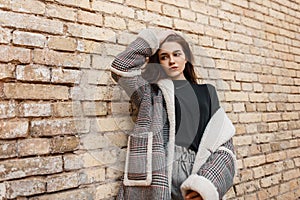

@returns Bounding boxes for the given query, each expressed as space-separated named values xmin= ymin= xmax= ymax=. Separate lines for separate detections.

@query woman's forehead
xmin=159 ymin=42 xmax=184 ymax=54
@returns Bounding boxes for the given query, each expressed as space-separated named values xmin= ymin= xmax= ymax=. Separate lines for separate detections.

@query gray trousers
xmin=171 ymin=145 xmax=196 ymax=200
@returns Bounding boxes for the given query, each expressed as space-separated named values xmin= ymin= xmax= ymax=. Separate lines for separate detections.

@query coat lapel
xmin=192 ymin=107 xmax=235 ymax=174
xmin=157 ymin=78 xmax=176 ymax=193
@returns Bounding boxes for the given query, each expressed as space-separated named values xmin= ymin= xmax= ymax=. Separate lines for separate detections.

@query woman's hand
xmin=185 ymin=191 xmax=203 ymax=200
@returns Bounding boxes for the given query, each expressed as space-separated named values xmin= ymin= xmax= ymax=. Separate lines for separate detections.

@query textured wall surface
xmin=0 ymin=0 xmax=299 ymax=199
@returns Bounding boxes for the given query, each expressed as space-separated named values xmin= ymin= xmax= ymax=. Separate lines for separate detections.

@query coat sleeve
xmin=180 ymin=138 xmax=236 ymax=200
xmin=111 ymin=30 xmax=159 ymax=107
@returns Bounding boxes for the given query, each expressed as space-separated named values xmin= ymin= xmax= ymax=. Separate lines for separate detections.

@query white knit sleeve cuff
xmin=180 ymin=174 xmax=219 ymax=200
xmin=138 ymin=29 xmax=159 ymax=55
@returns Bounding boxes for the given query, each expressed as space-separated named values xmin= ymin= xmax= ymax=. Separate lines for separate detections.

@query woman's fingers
xmin=185 ymin=191 xmax=203 ymax=200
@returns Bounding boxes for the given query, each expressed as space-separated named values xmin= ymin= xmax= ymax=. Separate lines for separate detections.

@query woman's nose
xmin=169 ymin=55 xmax=175 ymax=64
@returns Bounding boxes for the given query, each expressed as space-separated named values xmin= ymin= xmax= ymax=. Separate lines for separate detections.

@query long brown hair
xmin=142 ymin=34 xmax=198 ymax=84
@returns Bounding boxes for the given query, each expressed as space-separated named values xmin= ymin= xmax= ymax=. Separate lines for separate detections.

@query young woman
xmin=111 ymin=29 xmax=236 ymax=200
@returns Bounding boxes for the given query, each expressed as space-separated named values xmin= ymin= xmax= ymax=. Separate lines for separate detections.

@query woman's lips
xmin=170 ymin=66 xmax=178 ymax=70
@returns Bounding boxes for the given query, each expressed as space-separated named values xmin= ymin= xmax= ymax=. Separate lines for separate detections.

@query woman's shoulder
xmin=192 ymin=83 xmax=219 ymax=102
xmin=192 ymin=83 xmax=217 ymax=92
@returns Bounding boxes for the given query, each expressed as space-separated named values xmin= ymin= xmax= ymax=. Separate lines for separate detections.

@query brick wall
xmin=0 ymin=0 xmax=299 ymax=199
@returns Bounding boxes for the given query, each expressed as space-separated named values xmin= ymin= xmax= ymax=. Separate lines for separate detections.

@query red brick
xmin=106 ymin=164 xmax=123 ymax=180
xmin=239 ymin=113 xmax=262 ymax=123
xmin=51 ymin=68 xmax=82 ymax=84
xmin=95 ymin=182 xmax=120 ymax=199
xmin=33 ymin=49 xmax=91 ymax=68
xmin=48 ymin=36 xmax=77 ymax=51
xmin=0 ymin=0 xmax=10 ymax=9
xmin=249 ymin=93 xmax=269 ymax=102
xmin=0 ymin=45 xmax=30 ymax=63
xmin=4 ymin=83 xmax=69 ymax=100
xmin=81 ymin=132 xmax=111 ymax=150
xmin=28 ymin=188 xmax=94 ymax=200
xmin=46 ymin=172 xmax=79 ymax=192
xmin=283 ymin=168 xmax=300 ymax=181
xmin=146 ymin=1 xmax=162 ymax=13
xmin=262 ymin=113 xmax=282 ymax=122
xmin=18 ymin=138 xmax=50 ymax=156
xmin=0 ymin=64 xmax=15 ymax=80
xmin=126 ymin=0 xmax=146 ymax=8
xmin=11 ymin=0 xmax=45 ymax=14
xmin=230 ymin=81 xmax=241 ymax=91
xmin=0 ymin=156 xmax=62 ymax=181
xmin=233 ymin=135 xmax=252 ymax=146
xmin=92 ymin=1 xmax=135 ymax=18
xmin=70 ymin=85 xmax=110 ymax=101
xmin=46 ymin=4 xmax=76 ymax=21
xmin=266 ymin=151 xmax=286 ymax=163
xmin=243 ymin=155 xmax=266 ymax=167
xmin=77 ymin=10 xmax=103 ymax=26
xmin=16 ymin=65 xmax=50 ymax=82
xmin=0 ymin=119 xmax=28 ymax=139
xmin=13 ymin=30 xmax=46 ymax=47
xmin=104 ymin=16 xmax=127 ymax=30
xmin=253 ymin=166 xmax=265 ymax=179
xmin=174 ymin=18 xmax=203 ymax=33
xmin=0 ymin=141 xmax=17 ymax=159
xmin=67 ymin=23 xmax=116 ymax=42
xmin=65 ymin=149 xmax=122 ymax=172
xmin=30 ymin=118 xmax=89 ymax=136
xmin=52 ymin=102 xmax=74 ymax=117
xmin=82 ymin=101 xmax=107 ymax=116
xmin=260 ymin=173 xmax=282 ymax=188
xmin=127 ymin=19 xmax=147 ymax=32
xmin=0 ymin=100 xmax=16 ymax=119
xmin=79 ymin=167 xmax=105 ymax=185
xmin=77 ymin=39 xmax=103 ymax=54
xmin=137 ymin=11 xmax=173 ymax=28
xmin=81 ymin=150 xmax=119 ymax=168
xmin=162 ymin=4 xmax=179 ymax=17
xmin=0 ymin=27 xmax=12 ymax=44
xmin=92 ymin=117 xmax=133 ymax=132
xmin=253 ymin=133 xmax=274 ymax=144
xmin=6 ymin=178 xmax=46 ymax=198
xmin=225 ymin=92 xmax=249 ymax=102
xmin=50 ymin=136 xmax=80 ymax=153
xmin=0 ymin=10 xmax=64 ymax=34
xmin=103 ymin=43 xmax=125 ymax=56
xmin=238 ymin=169 xmax=253 ymax=182
xmin=164 ymin=0 xmax=190 ymax=7
xmin=235 ymin=180 xmax=260 ymax=196
xmin=287 ymin=148 xmax=300 ymax=158
xmin=64 ymin=154 xmax=84 ymax=170
xmin=288 ymin=94 xmax=300 ymax=102
xmin=55 ymin=0 xmax=90 ymax=9
xmin=19 ymin=94 xmax=43 ymax=112
xmin=82 ymin=70 xmax=114 ymax=85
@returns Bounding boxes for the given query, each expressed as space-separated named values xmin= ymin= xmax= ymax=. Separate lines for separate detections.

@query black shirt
xmin=173 ymin=80 xmax=220 ymax=152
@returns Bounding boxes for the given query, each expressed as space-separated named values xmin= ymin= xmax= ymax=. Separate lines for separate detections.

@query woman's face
xmin=158 ymin=41 xmax=187 ymax=80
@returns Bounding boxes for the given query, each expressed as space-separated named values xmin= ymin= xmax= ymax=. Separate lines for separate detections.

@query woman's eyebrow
xmin=173 ymin=50 xmax=182 ymax=53
xmin=159 ymin=50 xmax=182 ymax=55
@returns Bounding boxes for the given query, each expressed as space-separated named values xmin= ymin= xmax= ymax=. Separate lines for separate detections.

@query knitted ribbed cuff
xmin=138 ymin=29 xmax=160 ymax=55
xmin=180 ymin=174 xmax=219 ymax=200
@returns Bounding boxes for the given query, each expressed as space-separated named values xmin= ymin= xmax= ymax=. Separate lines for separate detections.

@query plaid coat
xmin=111 ymin=30 xmax=236 ymax=200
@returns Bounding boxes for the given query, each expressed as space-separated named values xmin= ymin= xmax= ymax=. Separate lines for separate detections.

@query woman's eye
xmin=160 ymin=56 xmax=167 ymax=60
xmin=174 ymin=52 xmax=181 ymax=57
